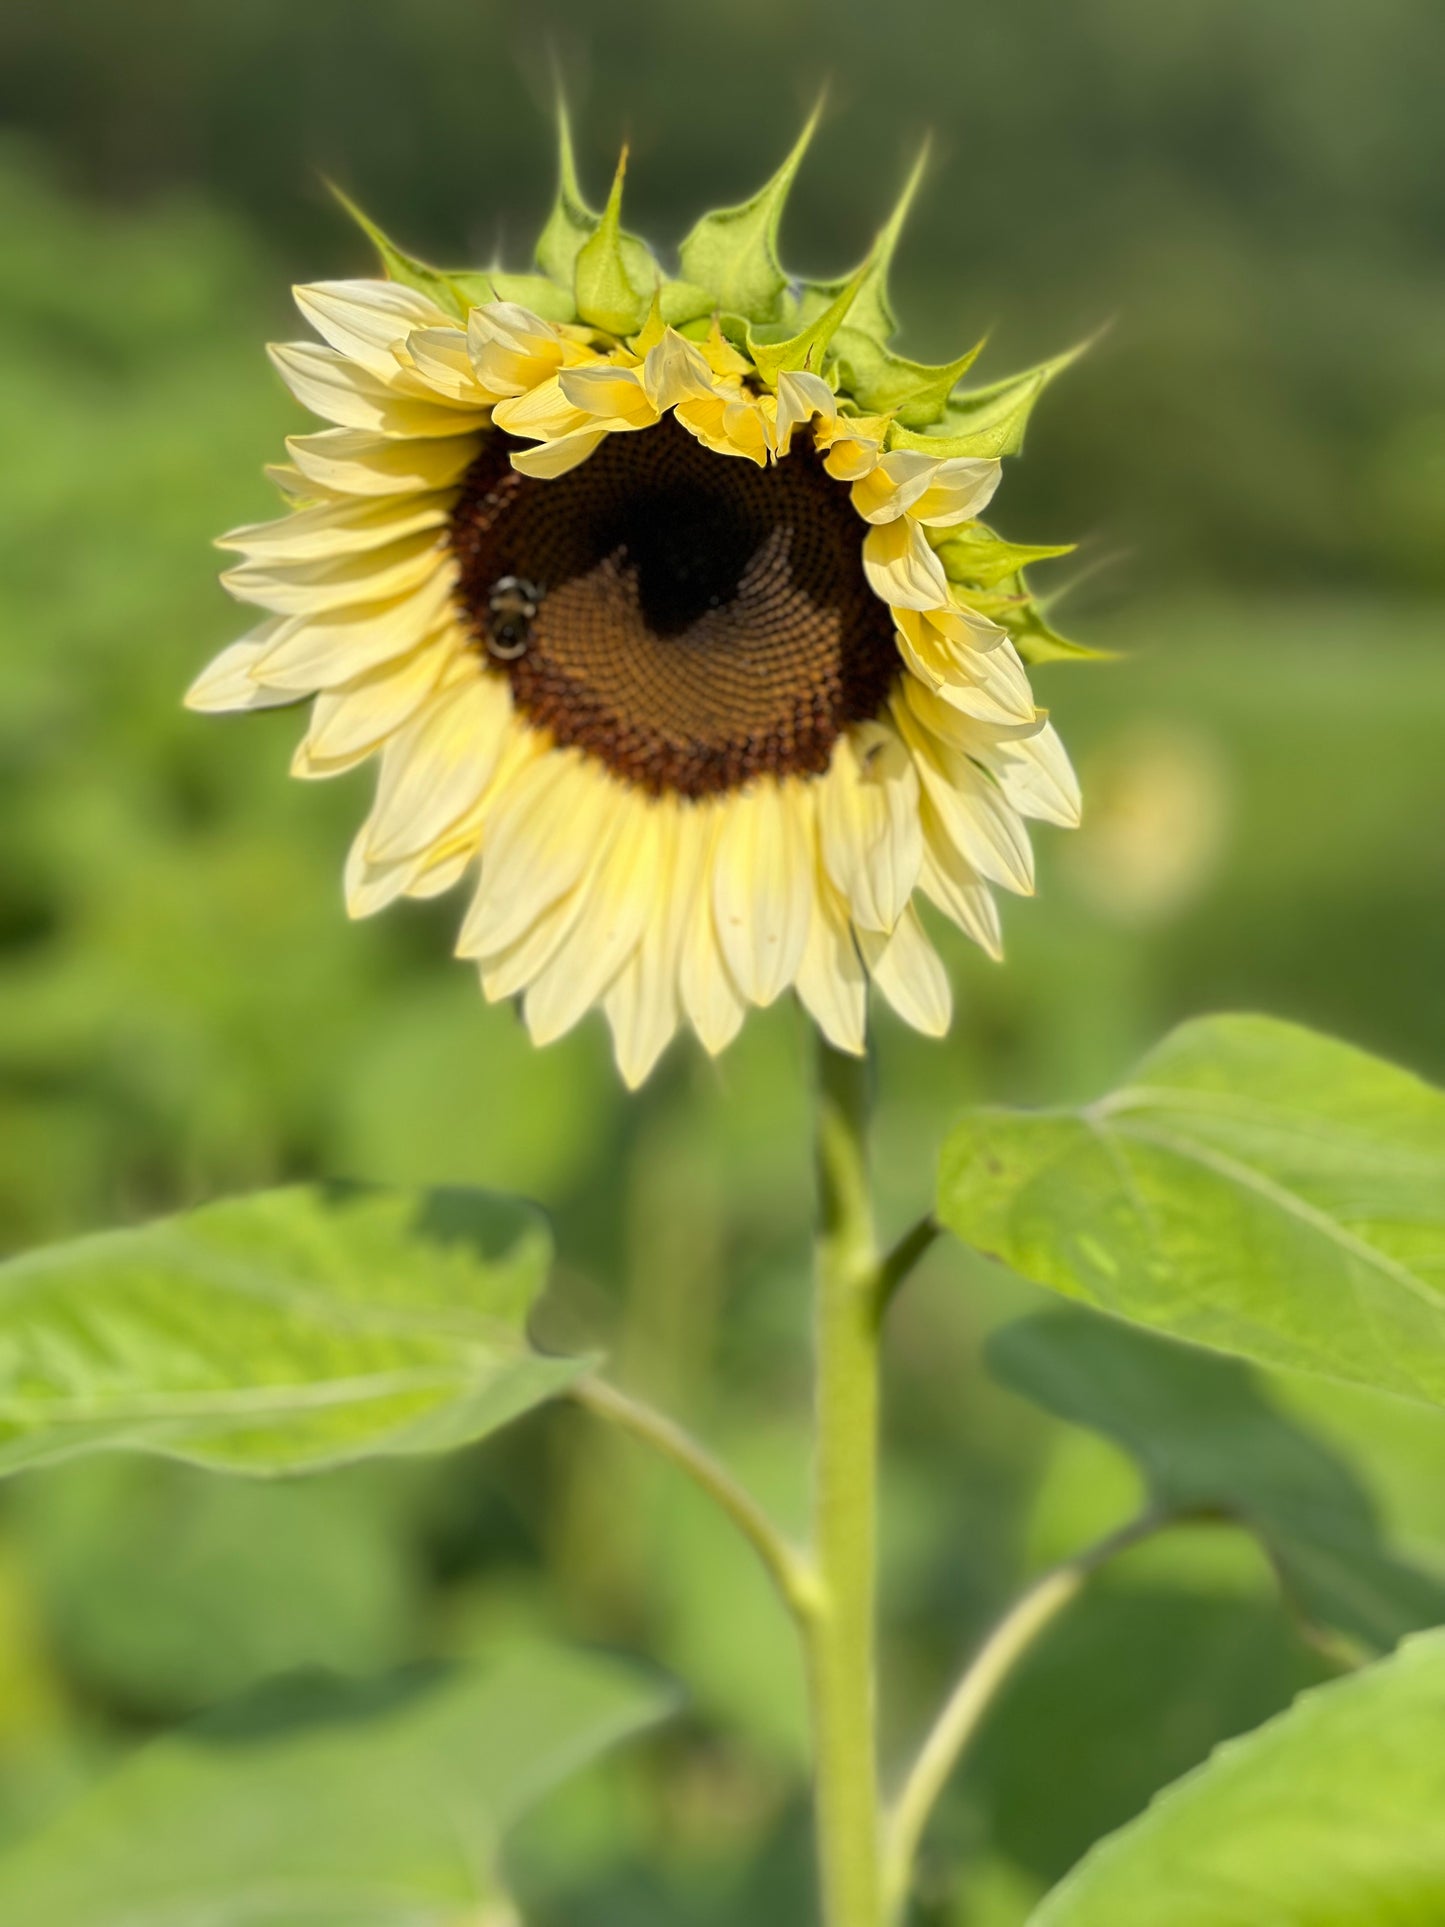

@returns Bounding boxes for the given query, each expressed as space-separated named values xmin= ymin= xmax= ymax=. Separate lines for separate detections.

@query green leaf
xmin=991 ymin=1308 xmax=1445 ymax=1651
xmin=325 ymin=183 xmax=468 ymax=320
xmin=677 ymin=102 xmax=821 ymax=324
xmin=573 ymin=147 xmax=655 ymax=336
xmin=831 ymin=326 xmax=985 ymax=428
xmin=0 ymin=1184 xmax=586 ymax=1475
xmin=0 ymin=1642 xmax=674 ymax=1925
xmin=936 ymin=524 xmax=1077 ymax=590
xmin=938 ymin=1014 xmax=1445 ymax=1409
xmin=1030 ymin=1628 xmax=1445 ymax=1926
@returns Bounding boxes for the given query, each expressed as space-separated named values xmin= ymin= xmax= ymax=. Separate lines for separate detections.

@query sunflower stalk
xmin=808 ymin=1037 xmax=886 ymax=1927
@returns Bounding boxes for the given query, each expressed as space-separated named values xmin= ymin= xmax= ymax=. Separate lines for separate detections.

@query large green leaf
xmin=990 ymin=1308 xmax=1445 ymax=1650
xmin=938 ymin=1015 xmax=1445 ymax=1407
xmin=0 ymin=1185 xmax=585 ymax=1475
xmin=0 ymin=1642 xmax=673 ymax=1925
xmin=1030 ymin=1626 xmax=1445 ymax=1926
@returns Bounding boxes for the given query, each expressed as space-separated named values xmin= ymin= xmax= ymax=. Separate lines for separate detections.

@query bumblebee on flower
xmin=190 ymin=110 xmax=1088 ymax=1087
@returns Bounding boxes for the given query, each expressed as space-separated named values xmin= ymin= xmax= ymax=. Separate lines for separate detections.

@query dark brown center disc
xmin=448 ymin=416 xmax=900 ymax=798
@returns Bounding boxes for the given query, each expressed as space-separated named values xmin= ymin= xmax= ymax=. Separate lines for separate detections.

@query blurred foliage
xmin=0 ymin=3 xmax=1442 ymax=1919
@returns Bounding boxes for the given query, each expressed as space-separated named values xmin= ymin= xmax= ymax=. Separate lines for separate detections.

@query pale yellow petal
xmin=286 ymin=427 xmax=482 ymax=498
xmin=859 ymin=905 xmax=952 ymax=1037
xmin=522 ymin=798 xmax=666 ymax=1046
xmin=851 ymin=450 xmax=947 ymax=525
xmin=184 ymin=626 xmax=304 ymax=713
xmin=268 ymin=342 xmax=490 ymax=436
xmin=456 ymin=751 xmax=624 ymax=959
xmin=817 ymin=722 xmax=922 ymax=933
xmin=861 ymin=520 xmax=951 ymax=612
xmin=979 ymin=721 xmax=1083 ymax=827
xmin=601 ymin=801 xmax=695 ymax=1087
xmin=366 ymin=673 xmax=513 ymax=863
xmin=794 ymin=873 xmax=867 ymax=1056
xmin=253 ymin=568 xmax=457 ymax=689
xmin=216 ymin=492 xmax=450 ymax=563
xmin=558 ymin=364 xmax=659 ymax=427
xmin=639 ymin=331 xmax=717 ymax=413
xmin=908 ymin=456 xmax=1003 ymax=527
xmin=295 ymin=631 xmax=459 ymax=770
xmin=712 ymin=780 xmax=814 ymax=1006
xmin=894 ymin=694 xmax=1035 ymax=895
xmin=773 ymin=369 xmax=837 ymax=457
xmin=918 ymin=798 xmax=1004 ymax=959
xmin=678 ymin=807 xmax=748 ymax=1055
xmin=509 ymin=430 xmax=610 ymax=478
xmin=293 ymin=280 xmax=454 ymax=382
xmin=222 ymin=532 xmax=449 ymax=616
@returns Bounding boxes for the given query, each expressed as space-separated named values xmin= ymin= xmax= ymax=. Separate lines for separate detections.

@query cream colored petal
xmin=674 ymin=394 xmax=770 ymax=467
xmin=405 ymin=845 xmax=475 ymax=899
xmin=794 ymin=873 xmax=867 ymax=1056
xmin=456 ymin=751 xmax=624 ymax=959
xmin=773 ymin=370 xmax=838 ymax=457
xmin=902 ymin=674 xmax=1044 ymax=753
xmin=918 ymin=799 xmax=1004 ymax=959
xmin=268 ymin=343 xmax=488 ymax=437
xmin=522 ymin=798 xmax=666 ymax=1047
xmin=678 ymin=808 xmax=748 ymax=1055
xmin=397 ymin=326 xmax=492 ymax=403
xmin=818 ymin=722 xmax=922 ymax=933
xmin=253 ymin=567 xmax=458 ymax=689
xmin=896 ymin=615 xmax=1035 ymax=728
xmin=861 ymin=520 xmax=951 ymax=612
xmin=821 ymin=431 xmax=885 ymax=483
xmin=859 ymin=905 xmax=952 ymax=1037
xmin=294 ymin=280 xmax=454 ymax=382
xmin=344 ymin=828 xmax=430 ymax=919
xmin=216 ymin=492 xmax=450 ymax=563
xmin=559 ymin=364 xmax=659 ymax=427
xmin=262 ymin=462 xmax=318 ymax=504
xmin=895 ymin=695 xmax=1036 ymax=896
xmin=978 ymin=720 xmax=1082 ymax=827
xmin=466 ymin=303 xmax=586 ymax=399
xmin=601 ymin=801 xmax=693 ymax=1088
xmin=479 ymin=882 xmax=588 ymax=1003
xmin=908 ymin=456 xmax=1003 ymax=527
xmin=509 ymin=430 xmax=610 ymax=479
xmin=639 ymin=331 xmax=717 ymax=413
xmin=490 ymin=375 xmax=594 ymax=441
xmin=222 ymin=532 xmax=450 ymax=617
xmin=184 ymin=627 xmax=304 ymax=712
xmin=851 ymin=450 xmax=946 ymax=525
xmin=296 ymin=630 xmax=460 ymax=769
xmin=365 ymin=673 xmax=513 ymax=863
xmin=286 ymin=427 xmax=482 ymax=498
xmin=712 ymin=780 xmax=814 ymax=1006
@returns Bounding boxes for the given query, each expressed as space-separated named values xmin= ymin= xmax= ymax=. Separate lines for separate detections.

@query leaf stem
xmin=807 ymin=1039 xmax=885 ymax=1927
xmin=569 ymin=1375 xmax=819 ymax=1622
xmin=875 ymin=1214 xmax=941 ymax=1317
xmin=881 ymin=1507 xmax=1216 ymax=1919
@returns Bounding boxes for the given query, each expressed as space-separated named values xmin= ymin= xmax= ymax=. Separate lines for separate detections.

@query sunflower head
xmin=191 ymin=110 xmax=1094 ymax=1087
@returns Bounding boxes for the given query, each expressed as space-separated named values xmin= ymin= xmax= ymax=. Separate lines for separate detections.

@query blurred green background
xmin=0 ymin=2 xmax=1442 ymax=1921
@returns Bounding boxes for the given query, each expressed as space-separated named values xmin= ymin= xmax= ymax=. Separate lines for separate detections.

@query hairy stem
xmin=807 ymin=1040 xmax=884 ymax=1927
xmin=570 ymin=1376 xmax=818 ymax=1622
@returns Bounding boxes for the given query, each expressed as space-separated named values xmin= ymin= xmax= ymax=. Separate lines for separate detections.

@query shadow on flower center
xmin=450 ymin=417 xmax=900 ymax=798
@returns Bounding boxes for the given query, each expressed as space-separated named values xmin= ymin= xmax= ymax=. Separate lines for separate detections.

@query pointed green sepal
xmin=574 ymin=146 xmax=656 ymax=336
xmin=796 ymin=142 xmax=929 ymax=351
xmin=746 ymin=258 xmax=869 ymax=385
xmin=832 ymin=330 xmax=985 ymax=427
xmin=976 ymin=568 xmax=1114 ymax=665
xmin=534 ymin=95 xmax=595 ymax=288
xmin=677 ymin=101 xmax=822 ymax=324
xmin=890 ymin=335 xmax=1097 ymax=458
xmin=325 ymin=182 xmax=469 ymax=319
xmin=658 ymin=279 xmax=717 ymax=328
xmin=454 ymin=270 xmax=576 ymax=324
xmin=935 ymin=524 xmax=1077 ymax=590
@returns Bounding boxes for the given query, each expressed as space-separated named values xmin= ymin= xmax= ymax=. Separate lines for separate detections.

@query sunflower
xmin=189 ymin=115 xmax=1090 ymax=1087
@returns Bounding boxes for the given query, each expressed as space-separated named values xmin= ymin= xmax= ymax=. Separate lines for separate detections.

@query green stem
xmin=881 ymin=1507 xmax=1226 ymax=1919
xmin=570 ymin=1376 xmax=817 ymax=1622
xmin=807 ymin=1039 xmax=884 ymax=1927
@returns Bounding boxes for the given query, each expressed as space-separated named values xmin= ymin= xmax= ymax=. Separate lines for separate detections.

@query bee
xmin=485 ymin=575 xmax=542 ymax=661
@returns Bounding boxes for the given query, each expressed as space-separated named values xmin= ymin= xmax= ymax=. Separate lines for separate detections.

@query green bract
xmin=329 ymin=104 xmax=1094 ymax=670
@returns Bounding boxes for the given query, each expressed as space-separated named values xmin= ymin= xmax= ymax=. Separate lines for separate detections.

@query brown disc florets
xmin=449 ymin=418 xmax=901 ymax=798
